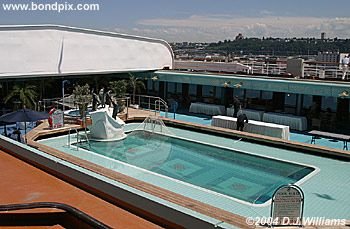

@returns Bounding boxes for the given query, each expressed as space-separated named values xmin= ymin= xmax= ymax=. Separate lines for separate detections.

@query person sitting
xmin=236 ymin=113 xmax=248 ymax=131
xmin=12 ymin=129 xmax=22 ymax=142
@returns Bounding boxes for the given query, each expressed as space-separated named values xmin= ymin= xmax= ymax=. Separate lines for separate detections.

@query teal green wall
xmin=155 ymin=71 xmax=350 ymax=98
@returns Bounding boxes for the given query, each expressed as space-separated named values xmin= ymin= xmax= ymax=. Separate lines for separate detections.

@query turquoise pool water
xmin=65 ymin=108 xmax=92 ymax=117
xmin=78 ymin=130 xmax=314 ymax=204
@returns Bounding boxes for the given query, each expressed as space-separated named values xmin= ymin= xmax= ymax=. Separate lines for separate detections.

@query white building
xmin=316 ymin=52 xmax=339 ymax=63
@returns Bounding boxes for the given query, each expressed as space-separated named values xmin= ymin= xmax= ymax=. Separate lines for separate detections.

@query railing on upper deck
xmin=239 ymin=60 xmax=287 ymax=75
xmin=304 ymin=62 xmax=345 ymax=79
xmin=174 ymin=60 xmax=349 ymax=80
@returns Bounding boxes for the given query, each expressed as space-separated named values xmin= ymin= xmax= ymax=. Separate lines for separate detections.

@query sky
xmin=1 ymin=0 xmax=350 ymax=42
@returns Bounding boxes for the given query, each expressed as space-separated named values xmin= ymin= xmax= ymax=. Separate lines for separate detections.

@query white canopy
xmin=0 ymin=25 xmax=174 ymax=78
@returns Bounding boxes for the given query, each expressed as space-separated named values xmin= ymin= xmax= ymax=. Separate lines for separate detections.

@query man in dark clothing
xmin=232 ymin=96 xmax=241 ymax=118
xmin=111 ymin=98 xmax=119 ymax=120
xmin=91 ymin=89 xmax=100 ymax=111
xmin=105 ymin=90 xmax=113 ymax=107
xmin=99 ymin=88 xmax=105 ymax=108
xmin=236 ymin=113 xmax=248 ymax=131
xmin=13 ymin=129 xmax=22 ymax=142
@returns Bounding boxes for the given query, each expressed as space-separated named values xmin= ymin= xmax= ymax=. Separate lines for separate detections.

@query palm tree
xmin=4 ymin=84 xmax=38 ymax=109
xmin=128 ymin=73 xmax=145 ymax=105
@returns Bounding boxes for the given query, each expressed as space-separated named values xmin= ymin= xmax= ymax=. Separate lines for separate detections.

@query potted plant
xmin=128 ymin=73 xmax=145 ymax=109
xmin=109 ymin=79 xmax=127 ymax=112
xmin=72 ymin=84 xmax=92 ymax=125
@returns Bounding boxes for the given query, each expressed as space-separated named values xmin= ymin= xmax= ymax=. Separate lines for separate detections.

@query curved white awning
xmin=0 ymin=25 xmax=174 ymax=78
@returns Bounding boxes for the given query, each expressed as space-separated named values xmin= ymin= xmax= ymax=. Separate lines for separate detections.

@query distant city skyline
xmin=1 ymin=0 xmax=350 ymax=42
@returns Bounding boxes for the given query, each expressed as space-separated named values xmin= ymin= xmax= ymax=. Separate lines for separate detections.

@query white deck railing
xmin=174 ymin=60 xmax=348 ymax=80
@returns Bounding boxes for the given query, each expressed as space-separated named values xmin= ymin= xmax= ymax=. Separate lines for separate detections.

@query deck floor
xmin=0 ymin=150 xmax=162 ymax=229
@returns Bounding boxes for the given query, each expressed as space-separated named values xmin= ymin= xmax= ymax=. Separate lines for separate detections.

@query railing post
xmin=75 ymin=129 xmax=79 ymax=151
xmin=68 ymin=128 xmax=71 ymax=147
xmin=126 ymin=97 xmax=129 ymax=119
xmin=267 ymin=64 xmax=269 ymax=75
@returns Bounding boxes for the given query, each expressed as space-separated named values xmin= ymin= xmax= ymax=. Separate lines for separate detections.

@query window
xmin=216 ymin=87 xmax=222 ymax=98
xmin=303 ymin=95 xmax=313 ymax=109
xmin=284 ymin=93 xmax=297 ymax=114
xmin=153 ymin=81 xmax=159 ymax=92
xmin=285 ymin=93 xmax=297 ymax=107
xmin=233 ymin=88 xmax=244 ymax=99
xmin=246 ymin=89 xmax=260 ymax=99
xmin=148 ymin=80 xmax=159 ymax=93
xmin=321 ymin=96 xmax=337 ymax=112
xmin=176 ymin=83 xmax=182 ymax=93
xmin=167 ymin=82 xmax=176 ymax=93
xmin=262 ymin=91 xmax=273 ymax=100
xmin=147 ymin=79 xmax=153 ymax=91
xmin=189 ymin=84 xmax=197 ymax=96
xmin=203 ymin=85 xmax=214 ymax=97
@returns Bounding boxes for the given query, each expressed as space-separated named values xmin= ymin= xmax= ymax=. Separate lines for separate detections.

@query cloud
xmin=116 ymin=15 xmax=350 ymax=42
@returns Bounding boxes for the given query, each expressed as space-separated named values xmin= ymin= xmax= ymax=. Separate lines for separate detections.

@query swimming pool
xmin=39 ymin=123 xmax=350 ymax=220
xmin=64 ymin=108 xmax=92 ymax=117
xmin=77 ymin=130 xmax=315 ymax=204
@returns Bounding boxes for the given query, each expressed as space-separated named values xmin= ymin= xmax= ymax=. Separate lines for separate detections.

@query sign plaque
xmin=270 ymin=184 xmax=304 ymax=227
xmin=51 ymin=109 xmax=64 ymax=128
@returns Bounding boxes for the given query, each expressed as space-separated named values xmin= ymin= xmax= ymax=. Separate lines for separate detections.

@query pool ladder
xmin=154 ymin=99 xmax=168 ymax=118
xmin=68 ymin=127 xmax=91 ymax=150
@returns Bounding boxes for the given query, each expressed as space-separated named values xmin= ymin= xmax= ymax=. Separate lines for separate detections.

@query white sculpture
xmin=89 ymin=107 xmax=126 ymax=141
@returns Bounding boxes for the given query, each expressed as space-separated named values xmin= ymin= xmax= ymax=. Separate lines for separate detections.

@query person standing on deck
xmin=105 ymin=90 xmax=113 ymax=107
xmin=92 ymin=89 xmax=100 ymax=111
xmin=232 ymin=96 xmax=241 ymax=118
xmin=99 ymin=88 xmax=105 ymax=108
xmin=341 ymin=55 xmax=349 ymax=80
xmin=236 ymin=113 xmax=248 ymax=131
xmin=111 ymin=97 xmax=119 ymax=120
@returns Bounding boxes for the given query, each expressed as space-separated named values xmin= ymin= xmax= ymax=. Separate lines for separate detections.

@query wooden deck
xmin=0 ymin=149 xmax=162 ymax=229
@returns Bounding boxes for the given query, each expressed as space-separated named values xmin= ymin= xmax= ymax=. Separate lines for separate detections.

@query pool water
xmin=78 ymin=131 xmax=314 ymax=204
xmin=65 ymin=108 xmax=92 ymax=117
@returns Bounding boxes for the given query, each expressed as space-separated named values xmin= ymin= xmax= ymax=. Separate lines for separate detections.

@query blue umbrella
xmin=0 ymin=108 xmax=49 ymax=142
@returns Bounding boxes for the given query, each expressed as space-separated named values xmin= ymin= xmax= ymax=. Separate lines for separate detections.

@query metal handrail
xmin=81 ymin=117 xmax=91 ymax=148
xmin=130 ymin=94 xmax=169 ymax=117
xmin=68 ymin=128 xmax=79 ymax=150
xmin=174 ymin=59 xmax=349 ymax=80
xmin=0 ymin=202 xmax=111 ymax=228
xmin=133 ymin=94 xmax=168 ymax=103
xmin=68 ymin=127 xmax=90 ymax=150
xmin=155 ymin=99 xmax=168 ymax=118
xmin=38 ymin=96 xmax=77 ymax=112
